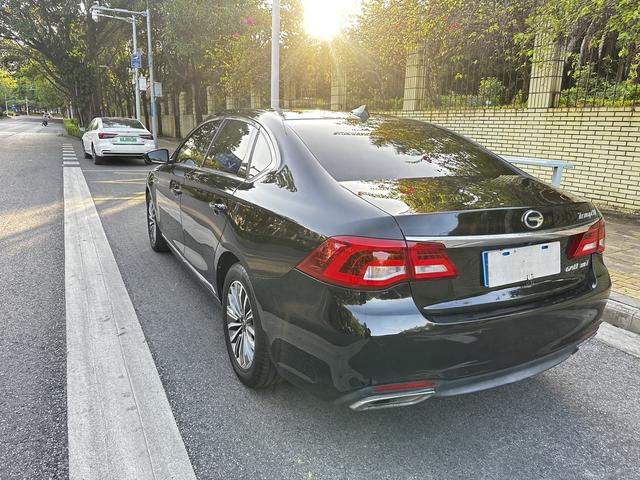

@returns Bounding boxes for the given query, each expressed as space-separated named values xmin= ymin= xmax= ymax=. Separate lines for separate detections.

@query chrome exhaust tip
xmin=349 ymin=388 xmax=436 ymax=412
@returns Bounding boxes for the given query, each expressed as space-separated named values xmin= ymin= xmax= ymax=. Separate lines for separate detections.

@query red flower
xmin=448 ymin=22 xmax=461 ymax=32
xmin=245 ymin=17 xmax=255 ymax=27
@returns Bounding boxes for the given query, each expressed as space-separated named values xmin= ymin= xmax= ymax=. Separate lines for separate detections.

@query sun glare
xmin=302 ymin=0 xmax=360 ymax=41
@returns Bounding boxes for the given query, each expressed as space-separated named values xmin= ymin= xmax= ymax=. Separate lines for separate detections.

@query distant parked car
xmin=81 ymin=117 xmax=154 ymax=165
xmin=144 ymin=109 xmax=610 ymax=411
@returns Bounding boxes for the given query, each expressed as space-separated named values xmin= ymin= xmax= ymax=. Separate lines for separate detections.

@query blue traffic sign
xmin=131 ymin=52 xmax=142 ymax=69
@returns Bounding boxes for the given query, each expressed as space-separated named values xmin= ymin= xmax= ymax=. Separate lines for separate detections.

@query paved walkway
xmin=604 ymin=213 xmax=640 ymax=299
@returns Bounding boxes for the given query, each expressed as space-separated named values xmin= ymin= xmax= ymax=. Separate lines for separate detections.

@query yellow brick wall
xmin=388 ymin=107 xmax=640 ymax=213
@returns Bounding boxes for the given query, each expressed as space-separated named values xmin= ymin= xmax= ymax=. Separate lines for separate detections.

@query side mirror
xmin=79 ymin=127 xmax=86 ymax=133
xmin=144 ymin=148 xmax=170 ymax=165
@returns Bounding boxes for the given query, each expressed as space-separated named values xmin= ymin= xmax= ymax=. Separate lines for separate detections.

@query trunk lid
xmin=341 ymin=174 xmax=601 ymax=323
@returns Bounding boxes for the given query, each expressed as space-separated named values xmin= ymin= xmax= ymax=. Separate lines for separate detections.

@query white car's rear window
xmin=102 ymin=118 xmax=145 ymax=129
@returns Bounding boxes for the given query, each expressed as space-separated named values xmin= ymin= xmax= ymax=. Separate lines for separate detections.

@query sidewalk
xmin=158 ymin=136 xmax=180 ymax=152
xmin=602 ymin=212 xmax=640 ymax=334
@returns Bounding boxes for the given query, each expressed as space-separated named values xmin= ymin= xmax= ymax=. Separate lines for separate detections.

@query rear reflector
xmin=569 ymin=219 xmax=605 ymax=258
xmin=296 ymin=236 xmax=457 ymax=289
xmin=98 ymin=133 xmax=118 ymax=139
xmin=373 ymin=381 xmax=435 ymax=393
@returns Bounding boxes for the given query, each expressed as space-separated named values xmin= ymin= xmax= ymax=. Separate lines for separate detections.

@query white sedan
xmin=81 ymin=117 xmax=155 ymax=165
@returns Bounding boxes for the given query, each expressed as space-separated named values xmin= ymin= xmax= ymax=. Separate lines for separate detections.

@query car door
xmin=181 ymin=118 xmax=258 ymax=287
xmin=155 ymin=122 xmax=219 ymax=253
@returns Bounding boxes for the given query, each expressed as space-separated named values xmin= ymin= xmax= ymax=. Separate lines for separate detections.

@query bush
xmin=479 ymin=77 xmax=506 ymax=106
xmin=64 ymin=118 xmax=82 ymax=137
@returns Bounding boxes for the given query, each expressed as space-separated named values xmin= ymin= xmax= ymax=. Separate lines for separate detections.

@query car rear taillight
xmin=296 ymin=236 xmax=457 ymax=289
xmin=98 ymin=133 xmax=118 ymax=139
xmin=140 ymin=133 xmax=153 ymax=140
xmin=568 ymin=219 xmax=605 ymax=258
xmin=408 ymin=242 xmax=458 ymax=279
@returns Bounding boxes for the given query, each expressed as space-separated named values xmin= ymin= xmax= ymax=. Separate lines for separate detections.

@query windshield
xmin=287 ymin=116 xmax=516 ymax=181
xmin=102 ymin=118 xmax=146 ymax=129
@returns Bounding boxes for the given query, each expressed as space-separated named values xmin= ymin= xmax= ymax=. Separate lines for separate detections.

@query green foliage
xmin=64 ymin=118 xmax=81 ymax=137
xmin=479 ymin=77 xmax=506 ymax=106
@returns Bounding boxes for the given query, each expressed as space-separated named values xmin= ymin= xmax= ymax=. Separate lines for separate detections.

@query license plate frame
xmin=119 ymin=136 xmax=138 ymax=143
xmin=482 ymin=242 xmax=561 ymax=288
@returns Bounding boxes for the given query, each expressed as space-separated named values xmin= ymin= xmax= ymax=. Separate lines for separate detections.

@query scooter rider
xmin=42 ymin=111 xmax=50 ymax=126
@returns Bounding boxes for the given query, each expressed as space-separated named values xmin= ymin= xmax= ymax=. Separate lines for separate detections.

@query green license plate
xmin=119 ymin=137 xmax=137 ymax=143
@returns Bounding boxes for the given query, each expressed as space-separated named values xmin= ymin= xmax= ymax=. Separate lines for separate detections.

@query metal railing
xmin=502 ymin=156 xmax=573 ymax=187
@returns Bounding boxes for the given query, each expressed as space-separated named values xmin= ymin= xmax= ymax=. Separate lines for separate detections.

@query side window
xmin=248 ymin=131 xmax=273 ymax=178
xmin=175 ymin=121 xmax=221 ymax=168
xmin=89 ymin=119 xmax=98 ymax=131
xmin=204 ymin=120 xmax=256 ymax=177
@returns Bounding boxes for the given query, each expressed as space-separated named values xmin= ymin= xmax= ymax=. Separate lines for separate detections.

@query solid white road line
xmin=64 ymin=165 xmax=196 ymax=479
xmin=597 ymin=323 xmax=640 ymax=358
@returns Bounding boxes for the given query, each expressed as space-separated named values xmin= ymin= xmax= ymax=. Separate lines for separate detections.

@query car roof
xmin=206 ymin=109 xmax=354 ymax=123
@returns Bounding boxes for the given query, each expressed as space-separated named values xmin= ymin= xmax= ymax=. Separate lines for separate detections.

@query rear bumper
xmin=95 ymin=142 xmax=155 ymax=157
xmin=341 ymin=330 xmax=597 ymax=410
xmin=255 ymin=256 xmax=610 ymax=405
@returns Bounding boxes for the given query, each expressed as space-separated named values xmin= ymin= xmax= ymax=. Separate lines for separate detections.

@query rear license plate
xmin=482 ymin=242 xmax=561 ymax=288
xmin=119 ymin=137 xmax=137 ymax=143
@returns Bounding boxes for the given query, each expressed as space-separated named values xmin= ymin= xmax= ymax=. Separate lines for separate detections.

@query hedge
xmin=64 ymin=118 xmax=82 ymax=137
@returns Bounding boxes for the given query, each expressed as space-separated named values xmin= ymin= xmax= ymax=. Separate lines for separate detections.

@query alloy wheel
xmin=226 ymin=280 xmax=255 ymax=369
xmin=147 ymin=198 xmax=157 ymax=244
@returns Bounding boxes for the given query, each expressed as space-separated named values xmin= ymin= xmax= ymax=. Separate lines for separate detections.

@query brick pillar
xmin=206 ymin=86 xmax=216 ymax=116
xmin=527 ymin=33 xmax=565 ymax=109
xmin=330 ymin=63 xmax=347 ymax=111
xmin=178 ymin=91 xmax=187 ymax=116
xmin=166 ymin=94 xmax=174 ymax=116
xmin=165 ymin=94 xmax=175 ymax=137
xmin=250 ymin=87 xmax=262 ymax=109
xmin=178 ymin=91 xmax=188 ymax=136
xmin=403 ymin=48 xmax=426 ymax=111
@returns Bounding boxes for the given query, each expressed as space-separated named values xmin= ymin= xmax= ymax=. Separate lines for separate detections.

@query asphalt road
xmin=0 ymin=117 xmax=67 ymax=478
xmin=1 ymin=115 xmax=640 ymax=479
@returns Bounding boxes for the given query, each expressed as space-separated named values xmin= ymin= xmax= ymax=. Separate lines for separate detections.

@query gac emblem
xmin=522 ymin=209 xmax=544 ymax=229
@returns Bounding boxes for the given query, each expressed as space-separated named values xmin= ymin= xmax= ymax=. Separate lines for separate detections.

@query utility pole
xmin=271 ymin=0 xmax=280 ymax=109
xmin=132 ymin=16 xmax=141 ymax=122
xmin=25 ymin=97 xmax=29 ymax=116
xmin=146 ymin=0 xmax=157 ymax=147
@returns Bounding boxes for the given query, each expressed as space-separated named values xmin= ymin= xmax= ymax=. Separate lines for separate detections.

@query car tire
xmin=222 ymin=263 xmax=278 ymax=388
xmin=92 ymin=144 xmax=104 ymax=165
xmin=146 ymin=193 xmax=168 ymax=252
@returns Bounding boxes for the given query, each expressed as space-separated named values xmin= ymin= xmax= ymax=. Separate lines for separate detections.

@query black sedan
xmin=144 ymin=109 xmax=610 ymax=411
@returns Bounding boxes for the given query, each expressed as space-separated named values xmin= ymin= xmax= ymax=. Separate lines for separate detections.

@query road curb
xmin=603 ymin=293 xmax=640 ymax=335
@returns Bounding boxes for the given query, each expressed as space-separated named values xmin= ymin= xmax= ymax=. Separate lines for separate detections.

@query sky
xmin=300 ymin=0 xmax=362 ymax=40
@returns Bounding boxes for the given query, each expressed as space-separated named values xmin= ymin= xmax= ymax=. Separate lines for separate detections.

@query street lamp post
xmin=90 ymin=3 xmax=157 ymax=147
xmin=271 ymin=0 xmax=280 ymax=109
xmin=131 ymin=17 xmax=141 ymax=123
xmin=145 ymin=2 xmax=157 ymax=148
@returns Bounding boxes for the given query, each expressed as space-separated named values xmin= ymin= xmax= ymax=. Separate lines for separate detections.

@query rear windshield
xmin=287 ymin=117 xmax=516 ymax=181
xmin=102 ymin=118 xmax=145 ymax=129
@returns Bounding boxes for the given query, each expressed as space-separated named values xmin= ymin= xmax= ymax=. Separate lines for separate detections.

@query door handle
xmin=209 ymin=201 xmax=227 ymax=214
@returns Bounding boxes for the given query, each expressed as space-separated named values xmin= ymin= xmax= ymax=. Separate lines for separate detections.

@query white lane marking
xmin=64 ymin=165 xmax=196 ymax=479
xmin=63 ymin=162 xmax=80 ymax=166
xmin=597 ymin=323 xmax=640 ymax=358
